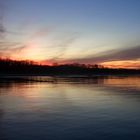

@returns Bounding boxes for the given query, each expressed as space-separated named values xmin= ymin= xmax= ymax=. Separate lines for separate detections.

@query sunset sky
xmin=0 ymin=0 xmax=140 ymax=68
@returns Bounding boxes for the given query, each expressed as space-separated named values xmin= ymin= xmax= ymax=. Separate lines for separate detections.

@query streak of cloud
xmin=0 ymin=0 xmax=6 ymax=39
xmin=29 ymin=27 xmax=50 ymax=41
xmin=0 ymin=26 xmax=51 ymax=58
xmin=62 ymin=45 xmax=140 ymax=64
xmin=49 ymin=33 xmax=79 ymax=62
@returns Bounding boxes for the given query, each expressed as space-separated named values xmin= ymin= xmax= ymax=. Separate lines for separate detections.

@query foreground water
xmin=0 ymin=76 xmax=140 ymax=140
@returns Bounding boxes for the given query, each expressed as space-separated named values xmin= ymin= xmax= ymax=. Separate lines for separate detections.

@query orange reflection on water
xmin=103 ymin=76 xmax=140 ymax=88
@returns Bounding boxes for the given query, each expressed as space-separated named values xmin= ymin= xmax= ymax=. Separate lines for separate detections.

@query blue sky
xmin=1 ymin=0 xmax=140 ymax=68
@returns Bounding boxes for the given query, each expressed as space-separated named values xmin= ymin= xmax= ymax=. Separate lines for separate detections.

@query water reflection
xmin=0 ymin=76 xmax=140 ymax=140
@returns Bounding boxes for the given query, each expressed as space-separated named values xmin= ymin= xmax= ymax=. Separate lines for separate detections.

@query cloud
xmin=29 ymin=27 xmax=50 ymax=41
xmin=62 ymin=45 xmax=140 ymax=64
xmin=0 ymin=26 xmax=51 ymax=58
xmin=49 ymin=33 xmax=79 ymax=61
xmin=0 ymin=41 xmax=27 ymax=58
xmin=0 ymin=1 xmax=5 ymax=38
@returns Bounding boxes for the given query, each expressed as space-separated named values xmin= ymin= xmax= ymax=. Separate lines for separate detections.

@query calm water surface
xmin=0 ymin=76 xmax=140 ymax=140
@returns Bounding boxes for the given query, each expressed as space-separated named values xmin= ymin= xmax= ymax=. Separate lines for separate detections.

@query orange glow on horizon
xmin=101 ymin=60 xmax=140 ymax=69
xmin=1 ymin=55 xmax=140 ymax=69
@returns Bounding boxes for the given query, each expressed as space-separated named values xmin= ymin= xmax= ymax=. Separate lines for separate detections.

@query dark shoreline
xmin=0 ymin=74 xmax=140 ymax=83
xmin=0 ymin=59 xmax=140 ymax=77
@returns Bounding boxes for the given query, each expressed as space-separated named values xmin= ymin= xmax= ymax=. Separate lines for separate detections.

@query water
xmin=0 ymin=76 xmax=140 ymax=140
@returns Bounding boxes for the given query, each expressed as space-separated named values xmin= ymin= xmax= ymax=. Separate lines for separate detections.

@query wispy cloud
xmin=49 ymin=34 xmax=78 ymax=61
xmin=0 ymin=26 xmax=51 ymax=58
xmin=29 ymin=27 xmax=50 ymax=41
xmin=38 ymin=32 xmax=79 ymax=64
xmin=62 ymin=45 xmax=140 ymax=64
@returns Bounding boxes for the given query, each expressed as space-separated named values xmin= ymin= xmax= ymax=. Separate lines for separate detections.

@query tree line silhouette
xmin=0 ymin=58 xmax=140 ymax=75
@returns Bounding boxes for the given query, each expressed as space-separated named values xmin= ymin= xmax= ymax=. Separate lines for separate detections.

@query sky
xmin=0 ymin=0 xmax=140 ymax=68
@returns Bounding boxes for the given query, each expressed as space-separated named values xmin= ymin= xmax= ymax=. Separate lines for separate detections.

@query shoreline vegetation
xmin=0 ymin=58 xmax=140 ymax=76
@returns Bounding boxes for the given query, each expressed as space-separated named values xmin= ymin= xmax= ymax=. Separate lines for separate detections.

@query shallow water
xmin=0 ymin=76 xmax=140 ymax=140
